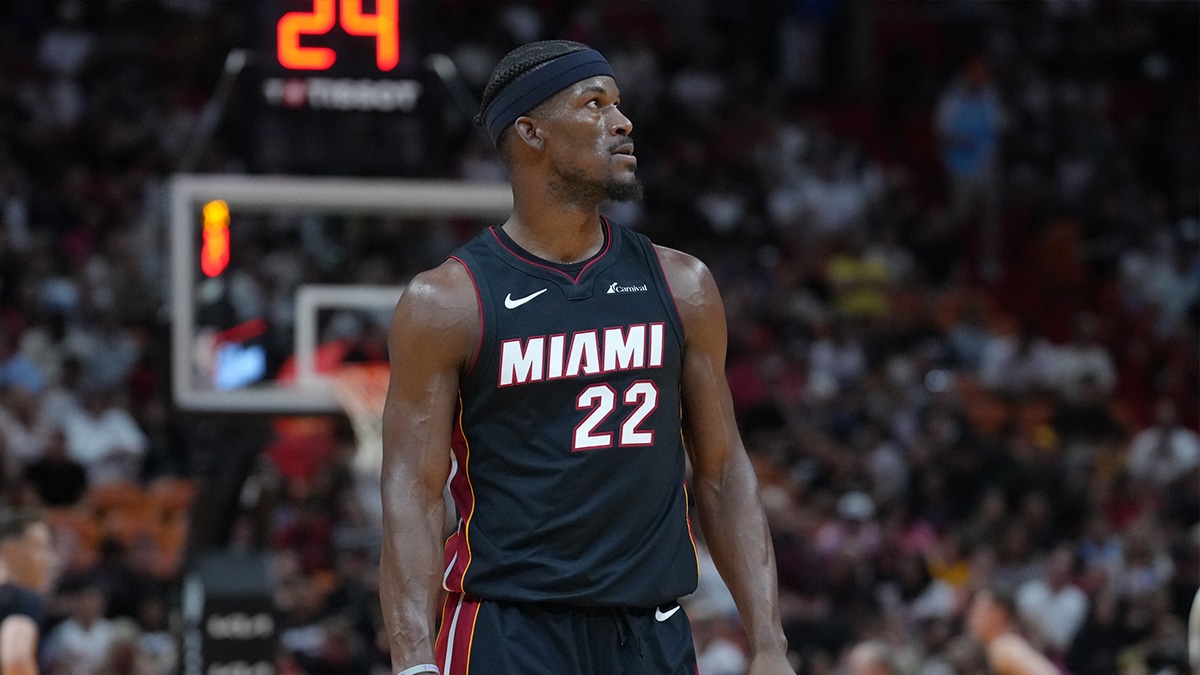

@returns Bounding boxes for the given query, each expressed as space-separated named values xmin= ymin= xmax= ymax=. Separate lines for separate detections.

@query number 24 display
xmin=278 ymin=0 xmax=399 ymax=71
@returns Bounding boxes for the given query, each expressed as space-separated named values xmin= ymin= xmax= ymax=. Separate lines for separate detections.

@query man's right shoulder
xmin=391 ymin=259 xmax=480 ymax=362
xmin=405 ymin=258 xmax=477 ymax=303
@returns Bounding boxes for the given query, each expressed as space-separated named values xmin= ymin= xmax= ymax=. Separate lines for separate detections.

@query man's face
xmin=2 ymin=522 xmax=57 ymax=593
xmin=533 ymin=75 xmax=642 ymax=204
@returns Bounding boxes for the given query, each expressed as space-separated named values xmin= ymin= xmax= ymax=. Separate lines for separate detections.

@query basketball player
xmin=967 ymin=588 xmax=1060 ymax=675
xmin=0 ymin=509 xmax=57 ymax=675
xmin=379 ymin=41 xmax=792 ymax=675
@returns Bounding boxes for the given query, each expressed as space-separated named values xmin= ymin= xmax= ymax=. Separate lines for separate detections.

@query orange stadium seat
xmin=85 ymin=481 xmax=148 ymax=514
xmin=102 ymin=508 xmax=162 ymax=548
xmin=147 ymin=476 xmax=197 ymax=515
xmin=158 ymin=512 xmax=190 ymax=554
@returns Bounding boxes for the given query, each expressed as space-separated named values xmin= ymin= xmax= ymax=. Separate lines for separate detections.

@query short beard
xmin=604 ymin=175 xmax=644 ymax=203
xmin=551 ymin=168 xmax=644 ymax=206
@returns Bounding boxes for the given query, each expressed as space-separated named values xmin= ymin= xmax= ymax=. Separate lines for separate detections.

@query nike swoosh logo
xmin=504 ymin=288 xmax=548 ymax=309
xmin=655 ymin=605 xmax=681 ymax=622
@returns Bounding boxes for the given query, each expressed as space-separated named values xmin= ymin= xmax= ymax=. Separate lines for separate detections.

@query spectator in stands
xmin=948 ymin=304 xmax=992 ymax=372
xmin=816 ymin=491 xmax=881 ymax=561
xmin=1053 ymin=311 xmax=1116 ymax=401
xmin=60 ymin=386 xmax=146 ymax=485
xmin=978 ymin=322 xmax=1057 ymax=395
xmin=0 ymin=333 xmax=43 ymax=396
xmin=1052 ymin=374 xmax=1126 ymax=447
xmin=936 ymin=57 xmax=1006 ymax=281
xmin=18 ymin=312 xmax=70 ymax=391
xmin=825 ymin=233 xmax=891 ymax=321
xmin=87 ymin=536 xmax=160 ymax=622
xmin=43 ymin=582 xmax=117 ymax=675
xmin=21 ymin=429 xmax=87 ymax=506
xmin=1076 ymin=514 xmax=1123 ymax=581
xmin=795 ymin=148 xmax=882 ymax=238
xmin=861 ymin=422 xmax=909 ymax=507
xmin=77 ymin=316 xmax=140 ymax=392
xmin=910 ymin=615 xmax=957 ymax=675
xmin=1113 ymin=526 xmax=1175 ymax=602
xmin=1127 ymin=397 xmax=1200 ymax=488
xmin=35 ymin=1 xmax=94 ymax=79
xmin=39 ymin=356 xmax=83 ymax=428
xmin=882 ymin=552 xmax=957 ymax=629
xmin=1144 ymin=247 xmax=1200 ymax=338
xmin=95 ymin=618 xmax=156 ymax=675
xmin=807 ymin=319 xmax=867 ymax=395
xmin=0 ymin=384 xmax=50 ymax=469
xmin=1065 ymin=591 xmax=1128 ymax=675
xmin=134 ymin=596 xmax=176 ymax=675
xmin=1015 ymin=545 xmax=1089 ymax=655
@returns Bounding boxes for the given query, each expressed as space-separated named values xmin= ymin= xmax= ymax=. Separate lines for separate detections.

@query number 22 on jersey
xmin=574 ymin=381 xmax=659 ymax=451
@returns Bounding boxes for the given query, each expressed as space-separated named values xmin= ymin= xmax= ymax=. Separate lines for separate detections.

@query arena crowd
xmin=0 ymin=1 xmax=1196 ymax=674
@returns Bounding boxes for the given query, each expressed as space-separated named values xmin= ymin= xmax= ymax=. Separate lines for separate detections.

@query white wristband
xmin=397 ymin=665 xmax=439 ymax=675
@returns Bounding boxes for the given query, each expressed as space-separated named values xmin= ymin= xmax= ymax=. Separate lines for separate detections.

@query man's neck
xmin=505 ymin=166 xmax=610 ymax=263
xmin=502 ymin=205 xmax=605 ymax=265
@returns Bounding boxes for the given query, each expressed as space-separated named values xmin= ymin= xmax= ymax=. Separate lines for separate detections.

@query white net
xmin=329 ymin=362 xmax=391 ymax=474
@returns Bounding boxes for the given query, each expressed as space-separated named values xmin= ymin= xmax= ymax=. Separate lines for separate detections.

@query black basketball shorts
xmin=434 ymin=592 xmax=698 ymax=674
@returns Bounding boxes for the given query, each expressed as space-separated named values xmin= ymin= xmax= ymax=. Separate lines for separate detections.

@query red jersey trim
xmin=682 ymin=477 xmax=700 ymax=578
xmin=447 ymin=255 xmax=484 ymax=377
xmin=435 ymin=592 xmax=481 ymax=675
xmin=443 ymin=396 xmax=476 ymax=592
xmin=487 ymin=217 xmax=613 ymax=285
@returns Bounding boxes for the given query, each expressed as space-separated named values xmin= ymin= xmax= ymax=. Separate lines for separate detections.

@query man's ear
xmin=513 ymin=116 xmax=544 ymax=151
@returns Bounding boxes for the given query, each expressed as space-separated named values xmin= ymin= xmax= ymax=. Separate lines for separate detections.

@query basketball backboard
xmin=169 ymin=174 xmax=511 ymax=413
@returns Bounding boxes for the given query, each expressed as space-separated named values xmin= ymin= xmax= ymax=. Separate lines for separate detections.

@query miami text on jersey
xmin=499 ymin=323 xmax=666 ymax=387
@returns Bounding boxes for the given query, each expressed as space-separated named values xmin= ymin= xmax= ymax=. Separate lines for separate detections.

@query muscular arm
xmin=379 ymin=260 xmax=479 ymax=672
xmin=0 ymin=614 xmax=39 ymax=675
xmin=657 ymin=247 xmax=790 ymax=666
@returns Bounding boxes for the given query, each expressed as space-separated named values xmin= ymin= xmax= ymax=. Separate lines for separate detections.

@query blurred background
xmin=0 ymin=0 xmax=1197 ymax=674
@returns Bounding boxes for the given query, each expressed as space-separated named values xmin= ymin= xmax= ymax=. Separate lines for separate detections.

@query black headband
xmin=482 ymin=49 xmax=615 ymax=148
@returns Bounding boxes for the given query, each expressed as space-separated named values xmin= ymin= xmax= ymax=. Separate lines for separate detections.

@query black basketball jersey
xmin=441 ymin=219 xmax=699 ymax=608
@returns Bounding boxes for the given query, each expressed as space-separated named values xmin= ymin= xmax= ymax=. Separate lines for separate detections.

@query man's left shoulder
xmin=649 ymin=246 xmax=723 ymax=327
xmin=651 ymin=244 xmax=710 ymax=284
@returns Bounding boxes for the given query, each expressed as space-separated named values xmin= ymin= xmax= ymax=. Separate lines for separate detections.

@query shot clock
xmin=251 ymin=0 xmax=444 ymax=176
xmin=276 ymin=0 xmax=400 ymax=72
xmin=260 ymin=0 xmax=420 ymax=113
